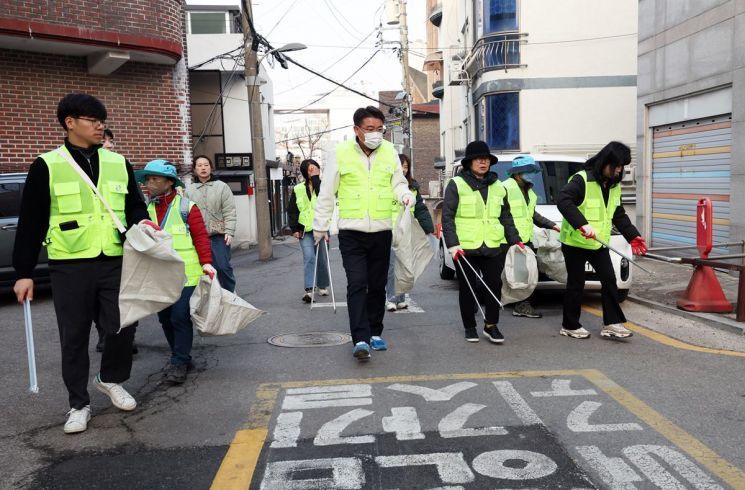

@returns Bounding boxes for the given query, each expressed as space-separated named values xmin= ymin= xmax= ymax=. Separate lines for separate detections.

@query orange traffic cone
xmin=677 ymin=265 xmax=733 ymax=313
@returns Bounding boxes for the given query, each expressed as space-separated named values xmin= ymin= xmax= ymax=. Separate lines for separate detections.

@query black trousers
xmin=49 ymin=259 xmax=135 ymax=409
xmin=338 ymin=229 xmax=392 ymax=344
xmin=561 ymin=244 xmax=626 ymax=329
xmin=456 ymin=252 xmax=506 ymax=329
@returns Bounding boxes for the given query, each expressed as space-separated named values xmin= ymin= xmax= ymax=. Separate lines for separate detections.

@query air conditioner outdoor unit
xmin=449 ymin=68 xmax=468 ymax=86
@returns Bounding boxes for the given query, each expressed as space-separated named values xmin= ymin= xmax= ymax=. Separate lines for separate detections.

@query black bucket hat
xmin=461 ymin=140 xmax=498 ymax=168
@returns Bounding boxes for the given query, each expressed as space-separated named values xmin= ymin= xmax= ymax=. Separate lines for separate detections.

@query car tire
xmin=439 ymin=245 xmax=455 ymax=280
xmin=618 ymin=289 xmax=629 ymax=302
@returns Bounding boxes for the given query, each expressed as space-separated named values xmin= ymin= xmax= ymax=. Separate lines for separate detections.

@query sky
xmin=252 ymin=0 xmax=427 ymax=112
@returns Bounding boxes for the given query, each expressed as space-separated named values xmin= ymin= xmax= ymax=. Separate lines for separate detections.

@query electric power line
xmin=283 ymin=49 xmax=382 ymax=114
xmin=264 ymin=0 xmax=301 ymax=37
xmin=322 ymin=0 xmax=364 ymax=41
xmin=274 ymin=124 xmax=353 ymax=145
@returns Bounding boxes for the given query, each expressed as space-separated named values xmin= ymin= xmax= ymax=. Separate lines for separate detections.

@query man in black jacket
xmin=13 ymin=93 xmax=154 ymax=434
xmin=557 ymin=141 xmax=647 ymax=340
xmin=442 ymin=141 xmax=523 ymax=344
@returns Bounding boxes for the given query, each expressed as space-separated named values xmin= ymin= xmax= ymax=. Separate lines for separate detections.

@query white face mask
xmin=363 ymin=131 xmax=384 ymax=150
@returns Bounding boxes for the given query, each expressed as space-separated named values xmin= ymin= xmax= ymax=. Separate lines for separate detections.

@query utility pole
xmin=242 ymin=0 xmax=273 ymax=260
xmin=398 ymin=0 xmax=414 ymax=175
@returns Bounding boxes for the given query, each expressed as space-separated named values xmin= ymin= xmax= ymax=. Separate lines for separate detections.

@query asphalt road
xmin=1 ymin=240 xmax=744 ymax=489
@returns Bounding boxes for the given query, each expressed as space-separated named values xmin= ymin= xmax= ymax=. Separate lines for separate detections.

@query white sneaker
xmin=318 ymin=288 xmax=329 ymax=296
xmin=386 ymin=302 xmax=397 ymax=312
xmin=396 ymin=302 xmax=408 ymax=310
xmin=601 ymin=323 xmax=633 ymax=339
xmin=64 ymin=406 xmax=91 ymax=434
xmin=560 ymin=327 xmax=591 ymax=339
xmin=94 ymin=374 xmax=137 ymax=411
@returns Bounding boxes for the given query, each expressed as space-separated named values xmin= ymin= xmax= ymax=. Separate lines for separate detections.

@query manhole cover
xmin=268 ymin=331 xmax=352 ymax=348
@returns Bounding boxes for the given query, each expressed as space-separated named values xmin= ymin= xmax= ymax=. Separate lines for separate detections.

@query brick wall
xmin=0 ymin=48 xmax=191 ymax=172
xmin=412 ymin=114 xmax=441 ymax=195
xmin=0 ymin=0 xmax=183 ymax=46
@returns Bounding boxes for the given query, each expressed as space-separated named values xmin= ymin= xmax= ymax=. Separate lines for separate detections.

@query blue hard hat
xmin=507 ymin=155 xmax=540 ymax=175
xmin=135 ymin=160 xmax=184 ymax=188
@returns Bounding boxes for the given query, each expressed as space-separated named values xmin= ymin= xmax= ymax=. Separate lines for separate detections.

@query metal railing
xmin=465 ymin=33 xmax=527 ymax=78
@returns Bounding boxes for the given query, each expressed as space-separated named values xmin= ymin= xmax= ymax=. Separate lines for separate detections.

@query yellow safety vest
xmin=148 ymin=195 xmax=203 ymax=287
xmin=559 ymin=170 xmax=621 ymax=250
xmin=503 ymin=177 xmax=537 ymax=243
xmin=294 ymin=182 xmax=316 ymax=232
xmin=336 ymin=140 xmax=398 ymax=220
xmin=43 ymin=146 xmax=128 ymax=260
xmin=453 ymin=176 xmax=506 ymax=250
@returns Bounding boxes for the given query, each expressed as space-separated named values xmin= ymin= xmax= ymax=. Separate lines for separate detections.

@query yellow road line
xmin=211 ymin=369 xmax=745 ymax=487
xmin=582 ymin=305 xmax=745 ymax=358
xmin=581 ymin=369 xmax=745 ymax=488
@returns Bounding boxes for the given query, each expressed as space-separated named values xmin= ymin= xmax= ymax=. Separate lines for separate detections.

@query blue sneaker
xmin=352 ymin=342 xmax=371 ymax=361
xmin=370 ymin=336 xmax=388 ymax=351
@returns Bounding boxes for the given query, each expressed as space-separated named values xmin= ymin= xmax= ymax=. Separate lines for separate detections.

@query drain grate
xmin=268 ymin=331 xmax=352 ymax=348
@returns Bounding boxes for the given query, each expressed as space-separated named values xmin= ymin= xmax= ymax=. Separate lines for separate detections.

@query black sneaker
xmin=464 ymin=327 xmax=479 ymax=343
xmin=302 ymin=288 xmax=313 ymax=303
xmin=512 ymin=301 xmax=542 ymax=318
xmin=164 ymin=363 xmax=188 ymax=384
xmin=483 ymin=324 xmax=505 ymax=344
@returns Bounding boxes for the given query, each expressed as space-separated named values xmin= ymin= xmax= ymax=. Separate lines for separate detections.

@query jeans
xmin=158 ymin=286 xmax=196 ymax=366
xmin=210 ymin=234 xmax=236 ymax=292
xmin=561 ymin=244 xmax=625 ymax=329
xmin=300 ymin=232 xmax=329 ymax=289
xmin=456 ymin=252 xmax=506 ymax=329
xmin=338 ymin=229 xmax=392 ymax=344
xmin=386 ymin=249 xmax=405 ymax=303
xmin=49 ymin=259 xmax=134 ymax=409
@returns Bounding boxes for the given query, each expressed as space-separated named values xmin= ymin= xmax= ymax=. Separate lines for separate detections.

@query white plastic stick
xmin=23 ymin=299 xmax=39 ymax=394
xmin=460 ymin=256 xmax=504 ymax=309
xmin=324 ymin=240 xmax=337 ymax=314
xmin=310 ymin=241 xmax=319 ymax=310
xmin=456 ymin=260 xmax=485 ymax=320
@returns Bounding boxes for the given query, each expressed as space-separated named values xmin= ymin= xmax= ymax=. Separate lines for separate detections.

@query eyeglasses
xmin=76 ymin=117 xmax=106 ymax=127
xmin=357 ymin=125 xmax=386 ymax=135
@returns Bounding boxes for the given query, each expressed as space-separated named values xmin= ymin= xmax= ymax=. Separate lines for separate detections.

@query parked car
xmin=0 ymin=173 xmax=48 ymax=288
xmin=436 ymin=154 xmax=632 ymax=301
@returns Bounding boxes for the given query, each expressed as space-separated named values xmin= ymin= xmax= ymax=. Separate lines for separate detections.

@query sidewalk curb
xmin=627 ymin=294 xmax=745 ymax=335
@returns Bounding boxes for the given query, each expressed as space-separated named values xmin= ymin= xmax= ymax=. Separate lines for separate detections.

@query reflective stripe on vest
xmin=503 ymin=177 xmax=537 ymax=243
xmin=559 ymin=170 xmax=620 ymax=250
xmin=392 ymin=187 xmax=416 ymax=220
xmin=336 ymin=140 xmax=397 ymax=220
xmin=43 ymin=146 xmax=128 ymax=260
xmin=148 ymin=195 xmax=203 ymax=287
xmin=294 ymin=182 xmax=316 ymax=232
xmin=453 ymin=176 xmax=506 ymax=250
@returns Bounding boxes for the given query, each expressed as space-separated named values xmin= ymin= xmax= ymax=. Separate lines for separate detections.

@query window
xmin=0 ymin=183 xmax=23 ymax=217
xmin=489 ymin=161 xmax=583 ymax=205
xmin=478 ymin=92 xmax=519 ymax=151
xmin=484 ymin=0 xmax=517 ymax=34
xmin=190 ymin=12 xmax=227 ymax=34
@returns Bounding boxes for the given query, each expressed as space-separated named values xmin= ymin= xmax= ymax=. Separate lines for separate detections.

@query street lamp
xmin=244 ymin=37 xmax=307 ymax=260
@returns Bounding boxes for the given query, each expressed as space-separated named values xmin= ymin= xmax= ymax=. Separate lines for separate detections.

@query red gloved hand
xmin=579 ymin=224 xmax=596 ymax=240
xmin=203 ymin=264 xmax=216 ymax=280
xmin=552 ymin=226 xmax=561 ymax=233
xmin=630 ymin=236 xmax=647 ymax=256
xmin=140 ymin=219 xmax=161 ymax=231
xmin=449 ymin=247 xmax=465 ymax=262
xmin=516 ymin=242 xmax=526 ymax=250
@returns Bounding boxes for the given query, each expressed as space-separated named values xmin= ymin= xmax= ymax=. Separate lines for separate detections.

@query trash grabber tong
xmin=460 ymin=255 xmax=505 ymax=310
xmin=310 ymin=241 xmax=320 ymax=310
xmin=456 ymin=259 xmax=486 ymax=320
xmin=324 ymin=240 xmax=337 ymax=314
xmin=23 ymin=299 xmax=39 ymax=394
xmin=593 ymin=236 xmax=655 ymax=275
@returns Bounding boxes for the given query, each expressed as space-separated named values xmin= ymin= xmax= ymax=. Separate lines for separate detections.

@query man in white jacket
xmin=313 ymin=106 xmax=413 ymax=361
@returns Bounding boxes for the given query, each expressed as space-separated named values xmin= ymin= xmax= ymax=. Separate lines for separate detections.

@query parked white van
xmin=436 ymin=154 xmax=633 ymax=301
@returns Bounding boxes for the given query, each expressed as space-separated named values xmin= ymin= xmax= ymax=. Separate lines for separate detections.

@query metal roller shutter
xmin=651 ymin=115 xmax=731 ymax=251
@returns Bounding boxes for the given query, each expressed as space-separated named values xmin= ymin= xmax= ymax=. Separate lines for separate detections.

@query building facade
xmin=636 ymin=0 xmax=744 ymax=249
xmin=186 ymin=0 xmax=280 ymax=244
xmin=432 ymin=0 xmax=638 ymax=181
xmin=0 ymin=0 xmax=191 ymax=171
